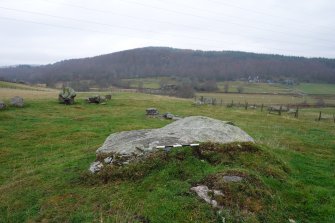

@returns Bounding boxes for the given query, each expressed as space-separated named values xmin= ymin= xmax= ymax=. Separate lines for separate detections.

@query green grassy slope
xmin=0 ymin=93 xmax=334 ymax=222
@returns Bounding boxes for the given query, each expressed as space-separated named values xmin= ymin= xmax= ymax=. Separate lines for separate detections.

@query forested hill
xmin=1 ymin=47 xmax=335 ymax=85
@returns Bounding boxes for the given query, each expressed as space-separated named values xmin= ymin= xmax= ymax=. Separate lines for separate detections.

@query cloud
xmin=0 ymin=0 xmax=334 ymax=65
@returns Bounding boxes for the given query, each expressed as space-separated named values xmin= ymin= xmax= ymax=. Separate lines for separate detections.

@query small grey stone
xmin=10 ymin=96 xmax=24 ymax=107
xmin=191 ymin=185 xmax=212 ymax=205
xmin=222 ymin=175 xmax=243 ymax=182
xmin=89 ymin=161 xmax=103 ymax=173
xmin=163 ymin=113 xmax=174 ymax=119
xmin=146 ymin=108 xmax=159 ymax=115
xmin=213 ymin=190 xmax=224 ymax=196
xmin=0 ymin=101 xmax=6 ymax=110
xmin=191 ymin=185 xmax=224 ymax=209
xmin=163 ymin=147 xmax=172 ymax=152
xmin=87 ymin=95 xmax=106 ymax=104
xmin=104 ymin=157 xmax=112 ymax=164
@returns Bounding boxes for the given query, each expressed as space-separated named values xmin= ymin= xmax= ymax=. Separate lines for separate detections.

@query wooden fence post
xmin=212 ymin=98 xmax=216 ymax=106
xmin=295 ymin=106 xmax=299 ymax=118
xmin=279 ymin=105 xmax=282 ymax=116
xmin=261 ymin=104 xmax=264 ymax=112
xmin=245 ymin=102 xmax=248 ymax=110
xmin=318 ymin=111 xmax=322 ymax=121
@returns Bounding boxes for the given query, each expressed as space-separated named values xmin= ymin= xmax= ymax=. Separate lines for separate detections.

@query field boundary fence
xmin=195 ymin=95 xmax=335 ymax=122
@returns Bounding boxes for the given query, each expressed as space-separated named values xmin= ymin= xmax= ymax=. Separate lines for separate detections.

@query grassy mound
xmin=83 ymin=142 xmax=289 ymax=222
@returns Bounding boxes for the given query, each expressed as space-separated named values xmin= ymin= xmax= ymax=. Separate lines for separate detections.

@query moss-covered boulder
xmin=58 ymin=87 xmax=76 ymax=105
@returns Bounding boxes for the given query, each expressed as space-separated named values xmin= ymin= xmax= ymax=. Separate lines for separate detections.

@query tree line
xmin=0 ymin=47 xmax=334 ymax=88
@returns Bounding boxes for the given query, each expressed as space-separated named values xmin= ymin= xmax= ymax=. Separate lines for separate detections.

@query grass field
xmin=217 ymin=81 xmax=294 ymax=94
xmin=0 ymin=92 xmax=334 ymax=222
xmin=295 ymin=83 xmax=335 ymax=95
xmin=123 ymin=77 xmax=177 ymax=89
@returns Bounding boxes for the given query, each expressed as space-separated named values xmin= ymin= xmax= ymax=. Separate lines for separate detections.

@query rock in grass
xmin=146 ymin=108 xmax=159 ymax=116
xmin=87 ymin=95 xmax=106 ymax=104
xmin=163 ymin=112 xmax=174 ymax=119
xmin=89 ymin=161 xmax=103 ymax=173
xmin=104 ymin=157 xmax=113 ymax=164
xmin=0 ymin=101 xmax=6 ymax=110
xmin=96 ymin=116 xmax=254 ymax=162
xmin=10 ymin=96 xmax=24 ymax=107
xmin=223 ymin=175 xmax=243 ymax=182
xmin=190 ymin=185 xmax=224 ymax=209
xmin=58 ymin=87 xmax=76 ymax=105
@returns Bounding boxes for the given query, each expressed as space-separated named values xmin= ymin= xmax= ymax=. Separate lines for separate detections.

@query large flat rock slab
xmin=96 ymin=116 xmax=254 ymax=155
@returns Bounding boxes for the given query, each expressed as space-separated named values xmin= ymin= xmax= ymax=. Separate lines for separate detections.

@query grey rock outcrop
xmin=87 ymin=95 xmax=106 ymax=104
xmin=163 ymin=112 xmax=174 ymax=119
xmin=96 ymin=116 xmax=254 ymax=156
xmin=0 ymin=101 xmax=6 ymax=110
xmin=10 ymin=96 xmax=24 ymax=107
xmin=146 ymin=108 xmax=159 ymax=116
xmin=59 ymin=87 xmax=76 ymax=105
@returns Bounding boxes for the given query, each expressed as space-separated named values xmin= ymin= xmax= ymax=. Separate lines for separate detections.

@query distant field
xmin=216 ymin=81 xmax=335 ymax=95
xmin=0 ymin=81 xmax=58 ymax=100
xmin=196 ymin=92 xmax=335 ymax=105
xmin=123 ymin=77 xmax=177 ymax=89
xmin=0 ymin=88 xmax=57 ymax=100
xmin=295 ymin=83 xmax=335 ymax=94
xmin=217 ymin=81 xmax=293 ymax=94
xmin=120 ymin=78 xmax=335 ymax=95
xmin=0 ymin=81 xmax=55 ymax=91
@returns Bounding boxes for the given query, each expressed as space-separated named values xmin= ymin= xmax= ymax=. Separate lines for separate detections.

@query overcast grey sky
xmin=0 ymin=0 xmax=334 ymax=65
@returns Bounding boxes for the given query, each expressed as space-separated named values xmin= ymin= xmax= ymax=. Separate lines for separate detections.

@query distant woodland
xmin=0 ymin=47 xmax=334 ymax=88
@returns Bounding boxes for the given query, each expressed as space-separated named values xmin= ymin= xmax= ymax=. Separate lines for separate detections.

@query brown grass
xmin=0 ymin=88 xmax=58 ymax=100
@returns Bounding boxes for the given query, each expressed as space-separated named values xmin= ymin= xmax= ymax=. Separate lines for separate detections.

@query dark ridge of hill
xmin=0 ymin=47 xmax=335 ymax=85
